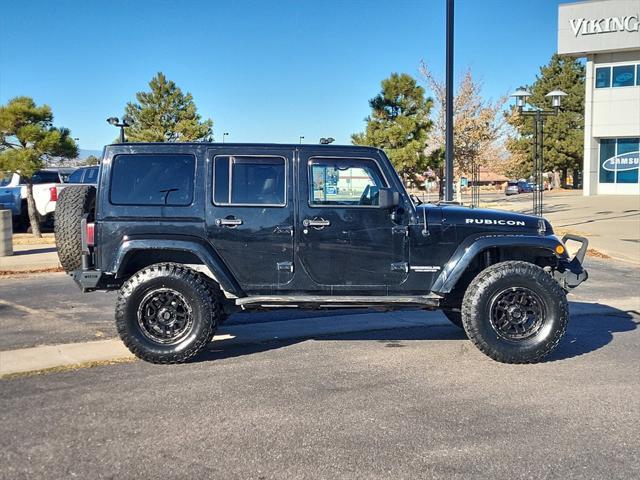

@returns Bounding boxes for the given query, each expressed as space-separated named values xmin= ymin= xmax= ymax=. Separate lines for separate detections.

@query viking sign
xmin=602 ymin=151 xmax=640 ymax=172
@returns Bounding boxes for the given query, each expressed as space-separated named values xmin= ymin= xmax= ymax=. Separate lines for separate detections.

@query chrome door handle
xmin=216 ymin=218 xmax=243 ymax=227
xmin=303 ymin=218 xmax=330 ymax=228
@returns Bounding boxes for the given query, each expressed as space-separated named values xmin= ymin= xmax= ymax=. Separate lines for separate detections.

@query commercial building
xmin=558 ymin=0 xmax=640 ymax=195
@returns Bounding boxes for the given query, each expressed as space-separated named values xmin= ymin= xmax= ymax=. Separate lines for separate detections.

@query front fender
xmin=111 ymin=238 xmax=244 ymax=297
xmin=430 ymin=234 xmax=567 ymax=294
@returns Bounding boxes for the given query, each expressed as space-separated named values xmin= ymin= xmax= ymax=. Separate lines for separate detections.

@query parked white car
xmin=0 ymin=168 xmax=75 ymax=230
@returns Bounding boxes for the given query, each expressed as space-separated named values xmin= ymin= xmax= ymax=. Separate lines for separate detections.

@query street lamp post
xmin=299 ymin=136 xmax=305 ymax=144
xmin=106 ymin=117 xmax=131 ymax=143
xmin=222 ymin=132 xmax=229 ymax=143
xmin=510 ymin=89 xmax=567 ymax=217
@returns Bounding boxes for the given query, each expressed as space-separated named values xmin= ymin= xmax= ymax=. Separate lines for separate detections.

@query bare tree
xmin=419 ymin=62 xmax=508 ymax=176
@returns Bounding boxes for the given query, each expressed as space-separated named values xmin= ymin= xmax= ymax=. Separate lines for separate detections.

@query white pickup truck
xmin=0 ymin=168 xmax=76 ymax=230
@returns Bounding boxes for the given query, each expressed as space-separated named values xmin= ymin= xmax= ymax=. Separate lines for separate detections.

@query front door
xmin=205 ymin=147 xmax=294 ymax=291
xmin=297 ymin=152 xmax=408 ymax=289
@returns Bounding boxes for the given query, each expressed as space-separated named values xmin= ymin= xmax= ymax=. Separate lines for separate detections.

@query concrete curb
xmin=1 ymin=310 xmax=449 ymax=377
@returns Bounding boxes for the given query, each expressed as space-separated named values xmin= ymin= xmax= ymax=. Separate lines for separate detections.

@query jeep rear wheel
xmin=54 ymin=185 xmax=95 ymax=272
xmin=115 ymin=263 xmax=218 ymax=364
xmin=461 ymin=261 xmax=568 ymax=364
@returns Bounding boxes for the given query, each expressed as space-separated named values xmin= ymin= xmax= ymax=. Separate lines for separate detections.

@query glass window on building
xmin=599 ymin=138 xmax=640 ymax=185
xmin=595 ymin=67 xmax=611 ymax=88
xmin=637 ymin=65 xmax=640 ymax=86
xmin=612 ymin=65 xmax=636 ymax=87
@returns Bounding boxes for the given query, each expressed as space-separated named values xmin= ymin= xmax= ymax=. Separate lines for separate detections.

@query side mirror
xmin=378 ymin=188 xmax=400 ymax=209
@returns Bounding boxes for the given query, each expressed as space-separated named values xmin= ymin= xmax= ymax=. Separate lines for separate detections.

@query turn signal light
xmin=49 ymin=187 xmax=58 ymax=202
xmin=555 ymin=244 xmax=565 ymax=255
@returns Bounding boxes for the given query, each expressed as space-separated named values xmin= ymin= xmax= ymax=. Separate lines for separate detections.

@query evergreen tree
xmin=0 ymin=97 xmax=78 ymax=237
xmin=124 ymin=72 xmax=213 ymax=142
xmin=506 ymin=54 xmax=585 ymax=186
xmin=352 ymin=73 xmax=433 ymax=184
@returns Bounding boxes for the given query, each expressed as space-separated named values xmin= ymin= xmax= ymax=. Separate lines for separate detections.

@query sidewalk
xmin=481 ymin=191 xmax=640 ymax=265
xmin=0 ymin=243 xmax=61 ymax=273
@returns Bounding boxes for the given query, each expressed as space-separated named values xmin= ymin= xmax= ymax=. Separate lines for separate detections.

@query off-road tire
xmin=443 ymin=309 xmax=463 ymax=329
xmin=461 ymin=261 xmax=568 ymax=364
xmin=115 ymin=263 xmax=218 ymax=364
xmin=54 ymin=185 xmax=95 ymax=272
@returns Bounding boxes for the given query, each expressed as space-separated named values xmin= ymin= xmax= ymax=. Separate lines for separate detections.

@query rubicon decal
xmin=465 ymin=218 xmax=526 ymax=226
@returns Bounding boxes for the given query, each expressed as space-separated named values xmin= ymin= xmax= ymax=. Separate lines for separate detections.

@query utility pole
xmin=444 ymin=0 xmax=455 ymax=201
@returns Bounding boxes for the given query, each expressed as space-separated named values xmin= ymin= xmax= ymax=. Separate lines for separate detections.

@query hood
xmin=417 ymin=203 xmax=552 ymax=235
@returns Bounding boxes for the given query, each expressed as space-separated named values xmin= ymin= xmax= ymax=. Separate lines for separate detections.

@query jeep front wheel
xmin=115 ymin=263 xmax=218 ymax=364
xmin=461 ymin=261 xmax=568 ymax=364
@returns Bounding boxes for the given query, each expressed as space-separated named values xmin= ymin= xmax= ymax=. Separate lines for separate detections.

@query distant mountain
xmin=77 ymin=149 xmax=103 ymax=160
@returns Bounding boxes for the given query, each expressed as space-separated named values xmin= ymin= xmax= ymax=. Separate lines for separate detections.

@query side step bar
xmin=236 ymin=295 xmax=440 ymax=308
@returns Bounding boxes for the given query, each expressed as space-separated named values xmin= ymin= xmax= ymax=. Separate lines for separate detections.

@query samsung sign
xmin=558 ymin=1 xmax=640 ymax=56
xmin=602 ymin=151 xmax=640 ymax=172
xmin=570 ymin=15 xmax=639 ymax=36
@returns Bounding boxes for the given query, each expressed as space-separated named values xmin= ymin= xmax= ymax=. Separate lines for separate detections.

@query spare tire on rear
xmin=54 ymin=185 xmax=96 ymax=273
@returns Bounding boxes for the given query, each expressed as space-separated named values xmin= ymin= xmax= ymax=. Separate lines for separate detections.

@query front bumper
xmin=553 ymin=234 xmax=589 ymax=290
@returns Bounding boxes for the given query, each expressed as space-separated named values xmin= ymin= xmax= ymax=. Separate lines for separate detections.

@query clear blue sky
xmin=0 ymin=0 xmax=565 ymax=150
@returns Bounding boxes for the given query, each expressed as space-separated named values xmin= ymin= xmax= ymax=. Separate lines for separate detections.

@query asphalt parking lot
xmin=1 ymin=257 xmax=639 ymax=479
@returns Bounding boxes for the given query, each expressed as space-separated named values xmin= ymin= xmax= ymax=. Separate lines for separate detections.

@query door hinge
xmin=392 ymin=226 xmax=409 ymax=237
xmin=277 ymin=261 xmax=294 ymax=273
xmin=390 ymin=262 xmax=409 ymax=273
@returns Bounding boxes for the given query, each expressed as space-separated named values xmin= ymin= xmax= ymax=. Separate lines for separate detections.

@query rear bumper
xmin=72 ymin=269 xmax=118 ymax=292
xmin=554 ymin=234 xmax=589 ymax=290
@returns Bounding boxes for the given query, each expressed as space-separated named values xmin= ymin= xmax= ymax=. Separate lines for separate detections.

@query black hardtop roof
xmin=104 ymin=142 xmax=383 ymax=152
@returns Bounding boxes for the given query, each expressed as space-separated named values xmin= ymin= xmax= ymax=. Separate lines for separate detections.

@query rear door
xmin=205 ymin=146 xmax=294 ymax=291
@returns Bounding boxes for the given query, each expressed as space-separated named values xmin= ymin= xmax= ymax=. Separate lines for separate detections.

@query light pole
xmin=444 ymin=0 xmax=455 ymax=202
xmin=299 ymin=136 xmax=304 ymax=144
xmin=222 ymin=132 xmax=229 ymax=143
xmin=510 ymin=89 xmax=567 ymax=216
xmin=106 ymin=117 xmax=131 ymax=143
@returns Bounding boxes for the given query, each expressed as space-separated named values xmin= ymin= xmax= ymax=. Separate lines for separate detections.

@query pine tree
xmin=124 ymin=72 xmax=213 ymax=142
xmin=0 ymin=97 xmax=78 ymax=237
xmin=352 ymin=73 xmax=433 ymax=185
xmin=506 ymin=54 xmax=585 ymax=186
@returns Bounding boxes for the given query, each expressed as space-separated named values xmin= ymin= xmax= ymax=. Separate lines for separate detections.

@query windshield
xmin=0 ymin=178 xmax=9 ymax=187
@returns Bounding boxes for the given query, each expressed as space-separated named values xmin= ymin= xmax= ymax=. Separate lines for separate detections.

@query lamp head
xmin=106 ymin=117 xmax=119 ymax=126
xmin=546 ymin=90 xmax=567 ymax=109
xmin=319 ymin=137 xmax=335 ymax=145
xmin=510 ymin=89 xmax=532 ymax=109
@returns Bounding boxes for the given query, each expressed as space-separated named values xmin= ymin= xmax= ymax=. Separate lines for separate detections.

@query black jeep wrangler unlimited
xmin=55 ymin=143 xmax=588 ymax=364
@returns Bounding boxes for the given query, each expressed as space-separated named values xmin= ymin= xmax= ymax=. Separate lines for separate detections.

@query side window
xmin=595 ymin=67 xmax=611 ymax=88
xmin=213 ymin=156 xmax=286 ymax=206
xmin=68 ymin=169 xmax=84 ymax=183
xmin=84 ymin=167 xmax=99 ymax=184
xmin=110 ymin=154 xmax=195 ymax=206
xmin=612 ymin=65 xmax=635 ymax=87
xmin=309 ymin=158 xmax=387 ymax=207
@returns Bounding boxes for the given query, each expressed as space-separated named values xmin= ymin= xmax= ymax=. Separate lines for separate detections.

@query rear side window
xmin=84 ymin=167 xmax=99 ymax=184
xmin=110 ymin=154 xmax=195 ymax=206
xmin=68 ymin=169 xmax=84 ymax=183
xmin=213 ymin=156 xmax=286 ymax=206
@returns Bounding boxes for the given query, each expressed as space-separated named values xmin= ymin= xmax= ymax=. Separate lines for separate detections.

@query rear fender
xmin=111 ymin=238 xmax=243 ymax=297
xmin=430 ymin=234 xmax=567 ymax=294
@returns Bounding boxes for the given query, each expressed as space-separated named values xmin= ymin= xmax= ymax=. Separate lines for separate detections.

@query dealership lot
xmin=1 ymin=257 xmax=638 ymax=479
